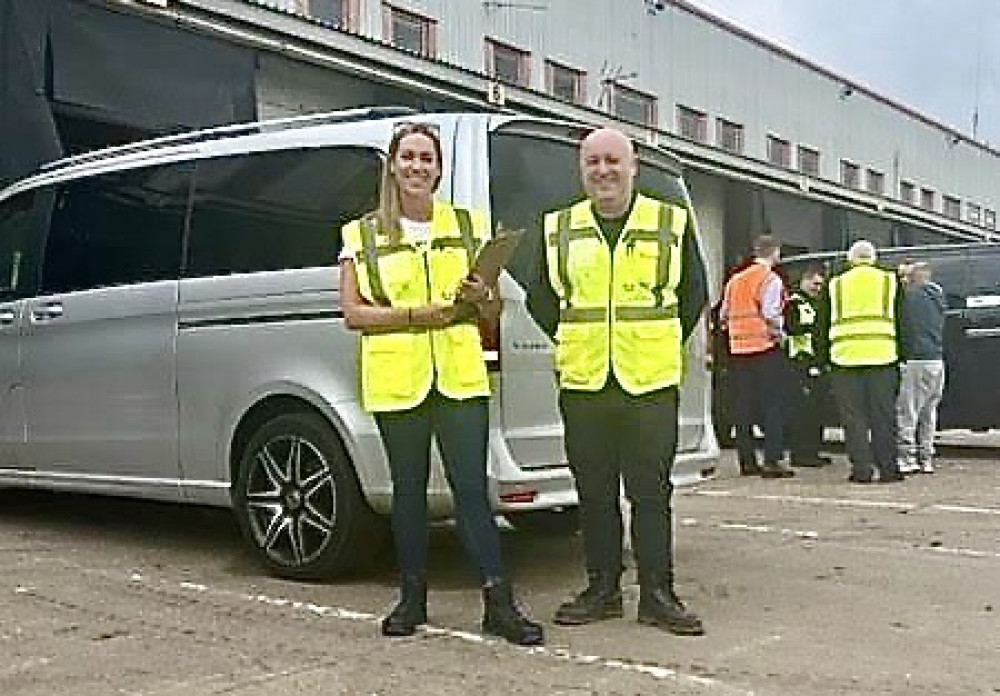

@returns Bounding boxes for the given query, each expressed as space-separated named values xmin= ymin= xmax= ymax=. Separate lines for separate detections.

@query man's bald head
xmin=580 ymin=127 xmax=639 ymax=219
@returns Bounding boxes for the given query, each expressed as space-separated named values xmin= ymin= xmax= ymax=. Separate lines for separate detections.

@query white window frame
xmin=544 ymin=59 xmax=585 ymax=104
xmin=383 ymin=4 xmax=437 ymax=57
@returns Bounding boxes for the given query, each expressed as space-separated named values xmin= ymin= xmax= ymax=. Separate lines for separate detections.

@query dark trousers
xmin=831 ymin=366 xmax=900 ymax=480
xmin=728 ymin=349 xmax=787 ymax=467
xmin=787 ymin=361 xmax=826 ymax=463
xmin=375 ymin=391 xmax=504 ymax=582
xmin=559 ymin=382 xmax=678 ymax=585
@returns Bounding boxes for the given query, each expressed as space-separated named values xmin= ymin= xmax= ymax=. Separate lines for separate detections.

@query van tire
xmin=233 ymin=411 xmax=384 ymax=580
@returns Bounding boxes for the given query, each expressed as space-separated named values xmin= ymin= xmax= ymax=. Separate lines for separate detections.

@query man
xmin=720 ymin=234 xmax=794 ymax=478
xmin=896 ymin=262 xmax=947 ymax=474
xmin=527 ymin=128 xmax=706 ymax=636
xmin=784 ymin=264 xmax=829 ymax=468
xmin=818 ymin=240 xmax=904 ymax=484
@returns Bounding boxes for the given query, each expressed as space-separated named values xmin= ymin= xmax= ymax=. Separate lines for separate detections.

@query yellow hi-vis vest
xmin=786 ymin=291 xmax=817 ymax=360
xmin=544 ymin=194 xmax=688 ymax=395
xmin=341 ymin=200 xmax=490 ymax=412
xmin=828 ymin=262 xmax=899 ymax=367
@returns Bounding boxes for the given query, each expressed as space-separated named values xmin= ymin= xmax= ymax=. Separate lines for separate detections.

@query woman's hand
xmin=457 ymin=273 xmax=494 ymax=305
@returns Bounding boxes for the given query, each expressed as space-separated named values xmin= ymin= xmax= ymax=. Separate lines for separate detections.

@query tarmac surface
xmin=1 ymin=442 xmax=998 ymax=695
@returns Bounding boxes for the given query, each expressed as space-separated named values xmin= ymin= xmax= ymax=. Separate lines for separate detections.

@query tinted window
xmin=186 ymin=147 xmax=380 ymax=277
xmin=968 ymin=249 xmax=1000 ymax=298
xmin=883 ymin=250 xmax=968 ymax=308
xmin=0 ymin=189 xmax=51 ymax=299
xmin=42 ymin=164 xmax=191 ymax=294
xmin=489 ymin=130 xmax=687 ymax=291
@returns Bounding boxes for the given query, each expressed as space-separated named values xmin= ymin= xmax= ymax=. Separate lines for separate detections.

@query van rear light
xmin=499 ymin=490 xmax=537 ymax=504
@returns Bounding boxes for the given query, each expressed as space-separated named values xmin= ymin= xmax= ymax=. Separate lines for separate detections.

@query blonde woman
xmin=339 ymin=122 xmax=543 ymax=646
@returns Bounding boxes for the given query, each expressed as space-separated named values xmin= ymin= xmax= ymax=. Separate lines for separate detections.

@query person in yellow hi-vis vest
xmin=817 ymin=239 xmax=905 ymax=484
xmin=527 ymin=128 xmax=707 ymax=636
xmin=339 ymin=122 xmax=542 ymax=646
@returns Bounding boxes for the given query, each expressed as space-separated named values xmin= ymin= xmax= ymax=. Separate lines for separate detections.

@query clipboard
xmin=470 ymin=229 xmax=525 ymax=284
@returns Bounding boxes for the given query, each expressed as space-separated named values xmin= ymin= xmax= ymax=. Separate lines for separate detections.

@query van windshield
xmin=488 ymin=128 xmax=687 ymax=292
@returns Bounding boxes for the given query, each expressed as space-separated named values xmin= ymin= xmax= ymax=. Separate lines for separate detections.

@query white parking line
xmin=175 ymin=581 xmax=756 ymax=696
xmin=693 ymin=490 xmax=1000 ymax=517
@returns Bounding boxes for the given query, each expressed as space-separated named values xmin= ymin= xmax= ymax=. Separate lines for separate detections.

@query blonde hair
xmin=374 ymin=122 xmax=443 ymax=243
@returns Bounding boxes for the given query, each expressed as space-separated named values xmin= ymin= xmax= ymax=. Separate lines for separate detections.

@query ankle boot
xmin=381 ymin=575 xmax=427 ymax=637
xmin=637 ymin=575 xmax=704 ymax=636
xmin=553 ymin=570 xmax=623 ymax=625
xmin=481 ymin=580 xmax=544 ymax=646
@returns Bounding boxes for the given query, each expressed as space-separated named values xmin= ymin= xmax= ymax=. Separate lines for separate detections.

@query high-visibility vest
xmin=828 ymin=262 xmax=898 ymax=367
xmin=341 ymin=200 xmax=490 ymax=412
xmin=543 ymin=193 xmax=688 ymax=395
xmin=724 ymin=262 xmax=783 ymax=355
xmin=786 ymin=291 xmax=817 ymax=360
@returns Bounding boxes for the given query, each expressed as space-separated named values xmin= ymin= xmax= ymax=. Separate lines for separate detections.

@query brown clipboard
xmin=470 ymin=229 xmax=525 ymax=284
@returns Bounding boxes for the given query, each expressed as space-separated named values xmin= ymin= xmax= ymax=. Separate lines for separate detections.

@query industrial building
xmin=3 ymin=0 xmax=997 ymax=286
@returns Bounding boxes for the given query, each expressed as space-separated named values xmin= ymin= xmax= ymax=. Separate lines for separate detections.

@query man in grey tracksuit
xmin=896 ymin=262 xmax=947 ymax=474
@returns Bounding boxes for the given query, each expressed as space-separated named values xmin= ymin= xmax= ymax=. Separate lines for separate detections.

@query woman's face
xmin=392 ymin=132 xmax=441 ymax=200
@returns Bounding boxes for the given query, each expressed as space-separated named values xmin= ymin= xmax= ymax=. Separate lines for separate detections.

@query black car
xmin=711 ymin=242 xmax=1000 ymax=441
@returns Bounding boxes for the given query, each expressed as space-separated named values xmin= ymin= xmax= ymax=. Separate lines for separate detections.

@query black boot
xmin=482 ymin=580 xmax=544 ymax=646
xmin=638 ymin=577 xmax=704 ymax=636
xmin=381 ymin=575 xmax=427 ymax=637
xmin=553 ymin=571 xmax=623 ymax=625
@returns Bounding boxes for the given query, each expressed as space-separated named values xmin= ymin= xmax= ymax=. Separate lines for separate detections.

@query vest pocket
xmin=556 ymin=323 xmax=606 ymax=386
xmin=363 ymin=332 xmax=417 ymax=403
xmin=437 ymin=325 xmax=488 ymax=390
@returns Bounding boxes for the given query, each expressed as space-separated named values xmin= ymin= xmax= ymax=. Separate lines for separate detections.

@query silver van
xmin=0 ymin=108 xmax=719 ymax=579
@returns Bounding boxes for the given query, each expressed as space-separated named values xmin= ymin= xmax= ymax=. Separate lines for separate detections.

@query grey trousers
xmin=896 ymin=360 xmax=946 ymax=468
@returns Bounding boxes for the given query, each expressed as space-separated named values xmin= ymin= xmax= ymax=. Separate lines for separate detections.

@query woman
xmin=339 ymin=121 xmax=543 ymax=646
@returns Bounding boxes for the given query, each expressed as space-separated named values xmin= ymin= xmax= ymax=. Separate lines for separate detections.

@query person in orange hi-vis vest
xmin=720 ymin=234 xmax=794 ymax=478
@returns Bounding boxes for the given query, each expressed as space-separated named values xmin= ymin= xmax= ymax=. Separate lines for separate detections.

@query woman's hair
xmin=374 ymin=121 xmax=443 ymax=242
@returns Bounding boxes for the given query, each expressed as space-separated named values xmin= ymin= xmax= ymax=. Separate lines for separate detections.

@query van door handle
xmin=31 ymin=302 xmax=64 ymax=321
xmin=0 ymin=309 xmax=16 ymax=325
xmin=965 ymin=327 xmax=1000 ymax=338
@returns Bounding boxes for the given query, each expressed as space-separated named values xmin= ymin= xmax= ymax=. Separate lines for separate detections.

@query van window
xmin=968 ymin=249 xmax=1000 ymax=298
xmin=186 ymin=147 xmax=380 ymax=277
xmin=42 ymin=163 xmax=192 ymax=294
xmin=0 ymin=189 xmax=50 ymax=299
xmin=489 ymin=131 xmax=687 ymax=292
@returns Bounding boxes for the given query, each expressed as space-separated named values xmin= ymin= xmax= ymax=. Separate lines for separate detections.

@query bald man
xmin=527 ymin=127 xmax=708 ymax=635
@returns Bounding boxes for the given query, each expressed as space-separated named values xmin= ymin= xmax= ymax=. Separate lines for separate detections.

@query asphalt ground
xmin=1 ymin=443 xmax=998 ymax=696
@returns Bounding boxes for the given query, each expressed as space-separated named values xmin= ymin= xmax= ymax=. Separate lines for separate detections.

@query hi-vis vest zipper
xmin=342 ymin=200 xmax=490 ymax=412
xmin=828 ymin=262 xmax=898 ymax=367
xmin=543 ymin=194 xmax=687 ymax=395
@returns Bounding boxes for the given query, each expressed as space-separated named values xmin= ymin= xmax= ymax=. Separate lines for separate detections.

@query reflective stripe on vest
xmin=342 ymin=200 xmax=489 ymax=411
xmin=828 ymin=263 xmax=898 ymax=367
xmin=724 ymin=262 xmax=781 ymax=354
xmin=543 ymin=194 xmax=687 ymax=395
xmin=786 ymin=293 xmax=817 ymax=359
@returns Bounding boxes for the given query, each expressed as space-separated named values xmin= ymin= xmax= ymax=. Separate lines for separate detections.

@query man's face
xmin=800 ymin=272 xmax=824 ymax=296
xmin=580 ymin=130 xmax=638 ymax=217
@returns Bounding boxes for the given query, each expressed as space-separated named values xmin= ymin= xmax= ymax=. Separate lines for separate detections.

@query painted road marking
xmin=692 ymin=490 xmax=1000 ymax=516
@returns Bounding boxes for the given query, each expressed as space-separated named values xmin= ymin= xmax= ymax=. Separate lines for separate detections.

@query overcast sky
xmin=685 ymin=0 xmax=1000 ymax=145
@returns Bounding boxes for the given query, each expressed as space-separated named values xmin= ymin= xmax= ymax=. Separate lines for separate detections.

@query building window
xmin=611 ymin=84 xmax=657 ymax=127
xmin=486 ymin=38 xmax=530 ymax=87
xmin=866 ymin=168 xmax=885 ymax=196
xmin=943 ymin=195 xmax=961 ymax=220
xmin=384 ymin=5 xmax=436 ymax=57
xmin=545 ymin=60 xmax=584 ymax=103
xmin=766 ymin=135 xmax=791 ymax=168
xmin=797 ymin=145 xmax=819 ymax=176
xmin=968 ymin=203 xmax=982 ymax=225
xmin=985 ymin=209 xmax=996 ymax=230
xmin=840 ymin=160 xmax=860 ymax=189
xmin=920 ymin=187 xmax=936 ymax=211
xmin=676 ymin=105 xmax=707 ymax=142
xmin=900 ymin=180 xmax=916 ymax=204
xmin=299 ymin=0 xmax=357 ymax=30
xmin=716 ymin=118 xmax=743 ymax=153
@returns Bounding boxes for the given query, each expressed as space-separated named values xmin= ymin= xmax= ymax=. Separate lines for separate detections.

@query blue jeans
xmin=375 ymin=391 xmax=504 ymax=582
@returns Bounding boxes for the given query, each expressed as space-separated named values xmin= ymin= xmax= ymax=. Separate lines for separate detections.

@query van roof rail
xmin=39 ymin=105 xmax=419 ymax=174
